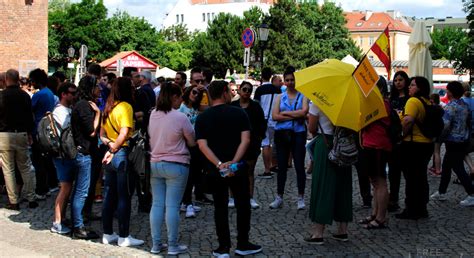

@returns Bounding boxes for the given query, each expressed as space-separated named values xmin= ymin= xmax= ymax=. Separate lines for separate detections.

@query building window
xmin=212 ymin=12 xmax=215 ymax=19
xmin=181 ymin=14 xmax=184 ymax=22
xmin=359 ymin=37 xmax=363 ymax=46
xmin=203 ymin=13 xmax=206 ymax=22
xmin=369 ymin=37 xmax=374 ymax=46
xmin=368 ymin=55 xmax=374 ymax=61
xmin=207 ymin=13 xmax=210 ymax=21
xmin=176 ymin=14 xmax=179 ymax=23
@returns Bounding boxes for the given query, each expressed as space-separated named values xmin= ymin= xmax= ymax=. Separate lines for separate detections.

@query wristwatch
xmin=216 ymin=161 xmax=222 ymax=168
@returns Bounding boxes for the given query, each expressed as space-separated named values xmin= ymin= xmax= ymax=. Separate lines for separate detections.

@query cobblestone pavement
xmin=1 ymin=154 xmax=474 ymax=257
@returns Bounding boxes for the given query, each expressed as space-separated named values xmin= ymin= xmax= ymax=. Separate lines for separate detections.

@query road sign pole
xmin=243 ymin=47 xmax=250 ymax=79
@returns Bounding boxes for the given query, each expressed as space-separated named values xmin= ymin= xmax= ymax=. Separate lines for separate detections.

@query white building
xmin=162 ymin=0 xmax=274 ymax=32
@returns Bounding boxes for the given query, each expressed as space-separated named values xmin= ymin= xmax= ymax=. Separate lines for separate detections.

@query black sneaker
xmin=332 ymin=234 xmax=348 ymax=242
xmin=72 ymin=226 xmax=100 ymax=240
xmin=212 ymin=246 xmax=230 ymax=257
xmin=257 ymin=172 xmax=273 ymax=179
xmin=4 ymin=203 xmax=19 ymax=210
xmin=28 ymin=201 xmax=39 ymax=209
xmin=270 ymin=166 xmax=279 ymax=173
xmin=304 ymin=236 xmax=324 ymax=245
xmin=196 ymin=196 xmax=214 ymax=205
xmin=235 ymin=242 xmax=262 ymax=256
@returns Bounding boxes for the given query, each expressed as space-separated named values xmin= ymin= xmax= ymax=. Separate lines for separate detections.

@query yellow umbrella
xmin=295 ymin=59 xmax=387 ymax=132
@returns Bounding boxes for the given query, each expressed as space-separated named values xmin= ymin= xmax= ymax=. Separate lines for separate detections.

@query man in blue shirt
xmin=30 ymin=68 xmax=56 ymax=198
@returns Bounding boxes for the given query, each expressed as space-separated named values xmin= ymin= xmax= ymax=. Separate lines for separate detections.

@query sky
xmin=80 ymin=0 xmax=467 ymax=29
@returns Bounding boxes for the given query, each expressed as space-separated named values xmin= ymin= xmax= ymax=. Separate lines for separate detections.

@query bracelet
xmin=216 ymin=161 xmax=222 ymax=168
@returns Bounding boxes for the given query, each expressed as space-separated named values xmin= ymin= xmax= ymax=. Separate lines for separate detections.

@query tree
xmin=265 ymin=0 xmax=361 ymax=73
xmin=462 ymin=0 xmax=474 ymax=78
xmin=430 ymin=27 xmax=469 ymax=62
xmin=190 ymin=13 xmax=246 ymax=78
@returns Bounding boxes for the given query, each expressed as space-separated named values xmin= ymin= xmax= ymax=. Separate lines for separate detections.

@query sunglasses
xmin=194 ymin=79 xmax=204 ymax=84
xmin=241 ymin=87 xmax=252 ymax=94
xmin=191 ymin=90 xmax=199 ymax=95
xmin=68 ymin=90 xmax=77 ymax=95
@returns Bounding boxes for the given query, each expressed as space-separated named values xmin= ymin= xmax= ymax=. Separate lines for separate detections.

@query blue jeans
xmin=149 ymin=161 xmax=189 ymax=247
xmin=72 ymin=153 xmax=91 ymax=228
xmin=102 ymin=148 xmax=133 ymax=237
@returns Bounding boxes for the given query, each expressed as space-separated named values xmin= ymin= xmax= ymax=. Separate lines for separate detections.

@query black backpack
xmin=415 ymin=97 xmax=444 ymax=139
xmin=37 ymin=112 xmax=77 ymax=159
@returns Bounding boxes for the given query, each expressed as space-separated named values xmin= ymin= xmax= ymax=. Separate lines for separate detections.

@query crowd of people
xmin=0 ymin=64 xmax=473 ymax=256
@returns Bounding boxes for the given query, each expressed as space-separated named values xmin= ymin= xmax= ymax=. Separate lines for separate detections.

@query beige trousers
xmin=0 ymin=132 xmax=36 ymax=204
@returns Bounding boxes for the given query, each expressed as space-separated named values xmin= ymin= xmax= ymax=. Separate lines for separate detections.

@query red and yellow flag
xmin=370 ymin=26 xmax=391 ymax=78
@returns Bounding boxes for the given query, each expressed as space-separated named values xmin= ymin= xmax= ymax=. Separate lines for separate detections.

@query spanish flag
xmin=370 ymin=26 xmax=391 ymax=78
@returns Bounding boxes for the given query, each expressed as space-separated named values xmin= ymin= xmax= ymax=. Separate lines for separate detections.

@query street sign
xmin=243 ymin=47 xmax=250 ymax=66
xmin=241 ymin=28 xmax=255 ymax=48
xmin=79 ymin=45 xmax=88 ymax=59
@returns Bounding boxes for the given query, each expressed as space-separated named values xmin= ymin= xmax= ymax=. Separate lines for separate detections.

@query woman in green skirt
xmin=305 ymin=102 xmax=353 ymax=245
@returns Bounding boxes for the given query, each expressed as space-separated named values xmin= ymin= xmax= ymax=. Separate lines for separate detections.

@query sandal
xmin=358 ymin=215 xmax=375 ymax=225
xmin=364 ymin=219 xmax=387 ymax=230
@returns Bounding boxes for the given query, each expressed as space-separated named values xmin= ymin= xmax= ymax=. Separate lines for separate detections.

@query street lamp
xmin=67 ymin=46 xmax=75 ymax=82
xmin=258 ymin=23 xmax=269 ymax=71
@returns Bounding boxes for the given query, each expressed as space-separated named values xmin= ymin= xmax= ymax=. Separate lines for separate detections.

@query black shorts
xmin=359 ymin=148 xmax=389 ymax=178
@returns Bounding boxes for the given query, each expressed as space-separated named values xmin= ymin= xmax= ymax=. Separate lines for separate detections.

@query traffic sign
xmin=241 ymin=28 xmax=255 ymax=48
xmin=243 ymin=47 xmax=250 ymax=66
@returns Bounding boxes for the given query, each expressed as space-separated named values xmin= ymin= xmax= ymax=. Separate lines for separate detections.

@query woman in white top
xmin=305 ymin=103 xmax=352 ymax=244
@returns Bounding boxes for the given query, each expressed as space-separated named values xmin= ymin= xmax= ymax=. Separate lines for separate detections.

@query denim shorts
xmin=53 ymin=157 xmax=76 ymax=183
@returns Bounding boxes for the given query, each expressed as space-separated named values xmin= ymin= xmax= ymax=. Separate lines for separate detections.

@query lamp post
xmin=67 ymin=46 xmax=75 ymax=82
xmin=258 ymin=23 xmax=269 ymax=71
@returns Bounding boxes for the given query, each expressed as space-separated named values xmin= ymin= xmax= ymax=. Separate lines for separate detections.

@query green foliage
xmin=430 ymin=27 xmax=469 ymax=61
xmin=462 ymin=0 xmax=474 ymax=74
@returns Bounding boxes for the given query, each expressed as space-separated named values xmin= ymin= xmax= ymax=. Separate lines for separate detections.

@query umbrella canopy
xmin=295 ymin=59 xmax=387 ymax=132
xmin=408 ymin=20 xmax=433 ymax=88
xmin=155 ymin=67 xmax=177 ymax=79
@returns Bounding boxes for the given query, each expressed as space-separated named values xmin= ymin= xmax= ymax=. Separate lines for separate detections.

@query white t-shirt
xmin=309 ymin=103 xmax=334 ymax=135
xmin=53 ymin=104 xmax=72 ymax=129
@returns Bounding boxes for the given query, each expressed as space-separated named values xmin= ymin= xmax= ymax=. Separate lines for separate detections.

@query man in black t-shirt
xmin=195 ymin=80 xmax=262 ymax=257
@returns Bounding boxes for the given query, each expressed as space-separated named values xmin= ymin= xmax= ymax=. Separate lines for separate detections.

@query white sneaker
xmin=185 ymin=205 xmax=196 ymax=218
xmin=269 ymin=196 xmax=283 ymax=209
xmin=180 ymin=203 xmax=186 ymax=212
xmin=193 ymin=204 xmax=201 ymax=212
xmin=168 ymin=244 xmax=188 ymax=255
xmin=102 ymin=232 xmax=119 ymax=245
xmin=460 ymin=195 xmax=474 ymax=206
xmin=117 ymin=235 xmax=144 ymax=247
xmin=297 ymin=197 xmax=305 ymax=210
xmin=250 ymin=198 xmax=260 ymax=209
xmin=228 ymin=198 xmax=235 ymax=208
xmin=430 ymin=191 xmax=447 ymax=201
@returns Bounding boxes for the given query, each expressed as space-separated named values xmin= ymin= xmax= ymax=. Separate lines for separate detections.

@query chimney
xmin=364 ymin=10 xmax=373 ymax=21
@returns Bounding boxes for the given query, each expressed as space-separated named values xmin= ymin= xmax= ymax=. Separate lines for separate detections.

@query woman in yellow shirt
xmin=99 ymin=77 xmax=144 ymax=247
xmin=396 ymin=76 xmax=434 ymax=220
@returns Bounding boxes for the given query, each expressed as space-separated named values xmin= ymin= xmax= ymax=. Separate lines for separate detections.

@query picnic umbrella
xmin=295 ymin=59 xmax=387 ymax=132
xmin=408 ymin=20 xmax=433 ymax=89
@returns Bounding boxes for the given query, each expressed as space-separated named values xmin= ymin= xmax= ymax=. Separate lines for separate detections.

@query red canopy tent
xmin=100 ymin=50 xmax=159 ymax=72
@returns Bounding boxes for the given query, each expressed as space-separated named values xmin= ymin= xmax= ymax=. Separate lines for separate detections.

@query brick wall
xmin=0 ymin=0 xmax=48 ymax=76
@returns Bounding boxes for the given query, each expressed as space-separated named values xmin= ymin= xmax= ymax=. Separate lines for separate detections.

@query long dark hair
xmin=411 ymin=76 xmax=431 ymax=99
xmin=77 ymin=75 xmax=97 ymax=101
xmin=102 ymin=77 xmax=134 ymax=123
xmin=182 ymin=85 xmax=202 ymax=110
xmin=390 ymin=70 xmax=410 ymax=100
xmin=156 ymin=82 xmax=182 ymax=113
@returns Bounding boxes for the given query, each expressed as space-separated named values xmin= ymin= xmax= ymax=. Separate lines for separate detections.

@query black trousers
xmin=31 ymin=139 xmax=56 ymax=195
xmin=182 ymin=147 xmax=206 ymax=205
xmin=83 ymin=145 xmax=107 ymax=216
xmin=388 ymin=144 xmax=403 ymax=204
xmin=400 ymin=141 xmax=433 ymax=216
xmin=439 ymin=141 xmax=474 ymax=195
xmin=355 ymin=159 xmax=372 ymax=205
xmin=207 ymin=170 xmax=251 ymax=248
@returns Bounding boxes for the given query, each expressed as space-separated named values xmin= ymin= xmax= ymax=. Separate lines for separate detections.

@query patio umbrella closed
xmin=408 ymin=20 xmax=433 ymax=89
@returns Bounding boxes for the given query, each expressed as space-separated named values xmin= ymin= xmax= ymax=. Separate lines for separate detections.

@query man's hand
xmin=102 ymin=151 xmax=114 ymax=164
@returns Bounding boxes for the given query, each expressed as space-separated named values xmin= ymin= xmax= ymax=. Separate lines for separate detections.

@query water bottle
xmin=219 ymin=161 xmax=245 ymax=177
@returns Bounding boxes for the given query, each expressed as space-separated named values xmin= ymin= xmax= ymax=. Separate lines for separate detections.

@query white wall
xmin=394 ymin=33 xmax=410 ymax=61
xmin=162 ymin=0 xmax=271 ymax=32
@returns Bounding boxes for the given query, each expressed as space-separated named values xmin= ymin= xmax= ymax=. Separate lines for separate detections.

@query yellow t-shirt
xmin=402 ymin=97 xmax=431 ymax=143
xmin=103 ymin=102 xmax=134 ymax=146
